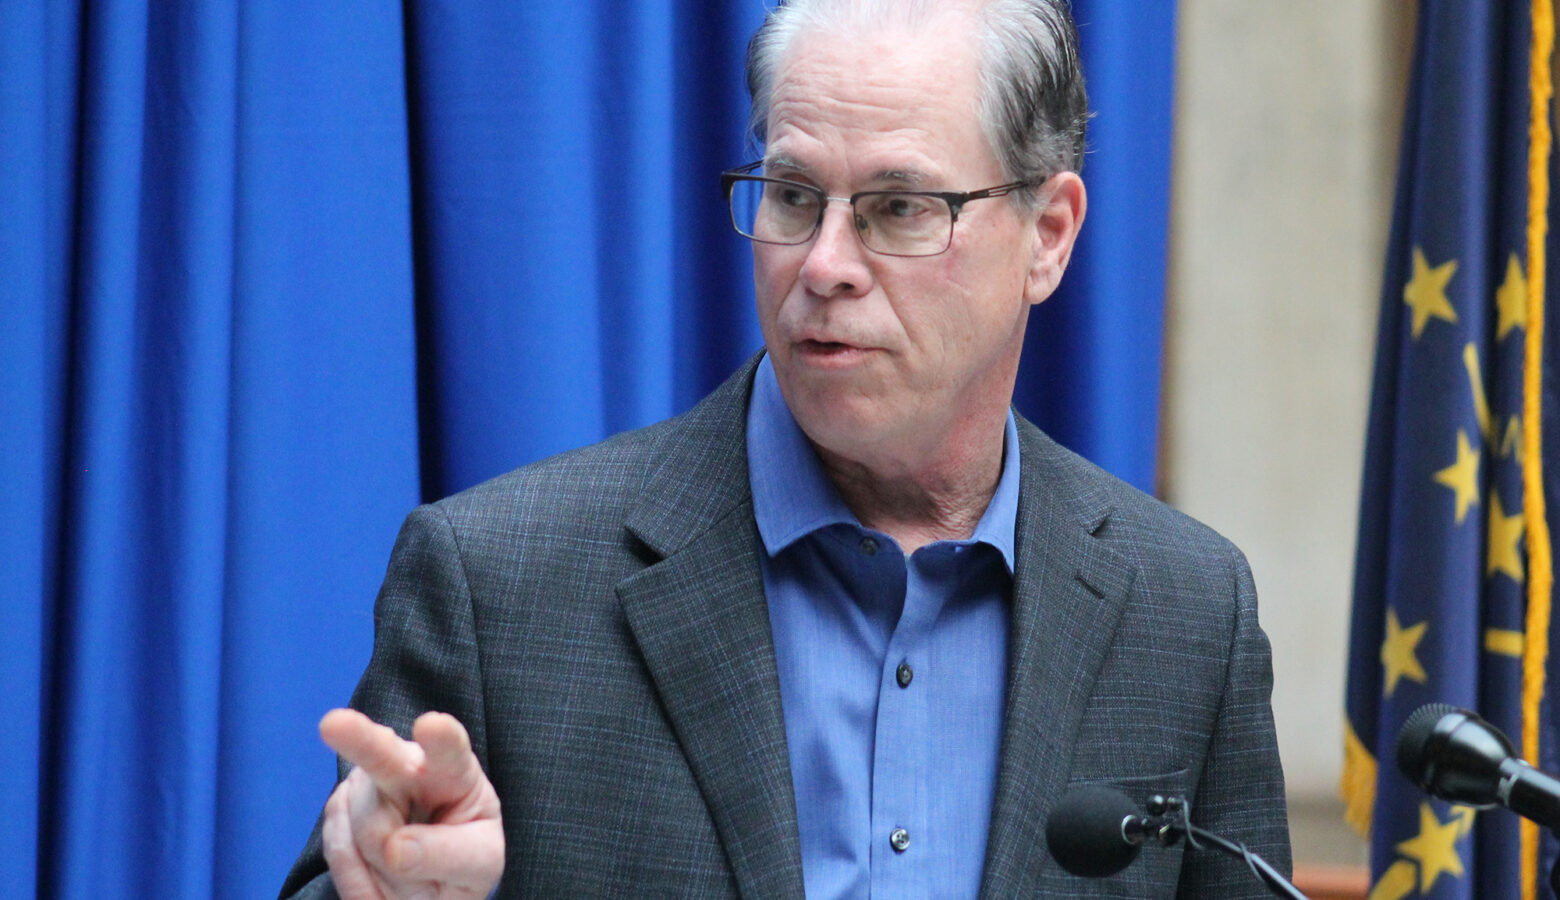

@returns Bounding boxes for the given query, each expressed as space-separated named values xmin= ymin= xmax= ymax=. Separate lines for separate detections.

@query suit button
xmin=896 ymin=662 xmax=913 ymax=687
xmin=890 ymin=828 xmax=910 ymax=852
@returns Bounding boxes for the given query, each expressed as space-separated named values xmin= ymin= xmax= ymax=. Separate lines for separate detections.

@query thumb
xmin=384 ymin=818 xmax=505 ymax=894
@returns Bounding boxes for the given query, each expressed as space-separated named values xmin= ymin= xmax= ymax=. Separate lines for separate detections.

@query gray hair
xmin=744 ymin=0 xmax=1088 ymax=195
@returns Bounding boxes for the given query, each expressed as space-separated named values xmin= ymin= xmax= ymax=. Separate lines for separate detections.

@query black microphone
xmin=1045 ymin=785 xmax=1308 ymax=899
xmin=1396 ymin=703 xmax=1560 ymax=831
xmin=1044 ymin=783 xmax=1169 ymax=877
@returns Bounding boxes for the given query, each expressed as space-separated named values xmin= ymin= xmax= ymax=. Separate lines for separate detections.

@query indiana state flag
xmin=1344 ymin=2 xmax=1560 ymax=899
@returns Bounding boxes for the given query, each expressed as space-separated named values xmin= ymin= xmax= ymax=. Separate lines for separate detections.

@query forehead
xmin=764 ymin=15 xmax=999 ymax=184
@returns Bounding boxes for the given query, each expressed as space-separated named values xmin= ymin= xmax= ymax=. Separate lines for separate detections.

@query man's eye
xmin=874 ymin=194 xmax=934 ymax=218
xmin=765 ymin=183 xmax=817 ymax=211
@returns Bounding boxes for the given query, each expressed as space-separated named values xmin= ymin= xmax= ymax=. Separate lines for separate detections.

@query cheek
xmin=754 ymin=242 xmax=805 ymax=288
xmin=895 ymin=259 xmax=1024 ymax=372
xmin=889 ymin=261 xmax=972 ymax=354
xmin=752 ymin=252 xmax=790 ymax=325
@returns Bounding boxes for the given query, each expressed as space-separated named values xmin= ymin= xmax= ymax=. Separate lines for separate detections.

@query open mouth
xmin=796 ymin=339 xmax=873 ymax=365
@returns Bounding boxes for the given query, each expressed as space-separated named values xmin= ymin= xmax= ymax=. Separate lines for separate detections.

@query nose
xmin=798 ymin=198 xmax=874 ymax=298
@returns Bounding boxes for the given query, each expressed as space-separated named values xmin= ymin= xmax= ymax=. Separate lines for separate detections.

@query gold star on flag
xmin=1431 ymin=429 xmax=1480 ymax=524
xmin=1495 ymin=253 xmax=1527 ymax=339
xmin=1381 ymin=608 xmax=1428 ymax=696
xmin=1487 ymin=493 xmax=1525 ymax=583
xmin=1403 ymin=247 xmax=1458 ymax=338
xmin=1395 ymin=803 xmax=1466 ymax=892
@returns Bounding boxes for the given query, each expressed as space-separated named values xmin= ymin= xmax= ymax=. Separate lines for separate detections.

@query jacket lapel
xmin=979 ymin=420 xmax=1137 ymax=897
xmin=616 ymin=357 xmax=806 ymax=898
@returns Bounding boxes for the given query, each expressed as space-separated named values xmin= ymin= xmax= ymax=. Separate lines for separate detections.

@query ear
xmin=1023 ymin=172 xmax=1087 ymax=305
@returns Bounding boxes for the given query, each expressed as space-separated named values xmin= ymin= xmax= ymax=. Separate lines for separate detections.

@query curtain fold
xmin=405 ymin=1 xmax=766 ymax=498
xmin=4 ymin=2 xmax=420 ymax=894
xmin=0 ymin=2 xmax=72 ymax=894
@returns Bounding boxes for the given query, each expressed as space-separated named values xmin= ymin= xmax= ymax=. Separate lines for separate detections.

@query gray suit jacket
xmin=281 ymin=356 xmax=1290 ymax=898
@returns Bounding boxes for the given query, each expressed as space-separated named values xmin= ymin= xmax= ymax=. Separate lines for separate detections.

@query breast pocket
xmin=1041 ymin=769 xmax=1191 ymax=898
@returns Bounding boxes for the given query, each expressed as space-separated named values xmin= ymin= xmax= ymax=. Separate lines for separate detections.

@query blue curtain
xmin=1022 ymin=2 xmax=1177 ymax=495
xmin=1 ymin=2 xmax=1174 ymax=897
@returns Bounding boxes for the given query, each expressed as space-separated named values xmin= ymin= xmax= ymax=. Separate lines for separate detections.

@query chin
xmin=790 ymin=392 xmax=901 ymax=453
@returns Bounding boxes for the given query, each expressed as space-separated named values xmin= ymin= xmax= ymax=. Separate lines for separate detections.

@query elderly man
xmin=281 ymin=0 xmax=1290 ymax=897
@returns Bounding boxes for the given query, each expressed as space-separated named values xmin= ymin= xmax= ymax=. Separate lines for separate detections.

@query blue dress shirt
xmin=746 ymin=357 xmax=1017 ymax=899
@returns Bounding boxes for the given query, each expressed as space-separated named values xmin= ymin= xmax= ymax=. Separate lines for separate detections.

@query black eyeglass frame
xmin=719 ymin=160 xmax=1038 ymax=258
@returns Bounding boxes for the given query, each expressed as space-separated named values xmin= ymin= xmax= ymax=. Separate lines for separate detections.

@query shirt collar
xmin=746 ymin=354 xmax=1021 ymax=573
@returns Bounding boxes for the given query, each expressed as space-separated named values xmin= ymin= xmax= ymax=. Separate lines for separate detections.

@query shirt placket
xmin=869 ymin=546 xmax=944 ymax=899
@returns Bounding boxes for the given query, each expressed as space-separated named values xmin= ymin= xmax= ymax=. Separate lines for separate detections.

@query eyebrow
xmin=762 ymin=153 xmax=807 ymax=173
xmin=872 ymin=169 xmax=928 ymax=187
xmin=760 ymin=155 xmax=933 ymax=189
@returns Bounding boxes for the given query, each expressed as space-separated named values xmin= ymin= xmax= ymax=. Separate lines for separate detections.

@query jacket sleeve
xmin=277 ymin=503 xmax=492 ymax=899
xmin=1176 ymin=553 xmax=1292 ymax=897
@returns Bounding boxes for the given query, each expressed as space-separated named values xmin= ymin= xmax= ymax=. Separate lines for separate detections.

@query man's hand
xmin=318 ymin=709 xmax=504 ymax=900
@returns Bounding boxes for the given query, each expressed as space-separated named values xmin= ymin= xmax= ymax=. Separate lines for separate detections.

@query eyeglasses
xmin=720 ymin=161 xmax=1035 ymax=258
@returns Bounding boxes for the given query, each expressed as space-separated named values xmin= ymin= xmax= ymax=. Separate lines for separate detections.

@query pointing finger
xmin=321 ymin=709 xmax=420 ymax=788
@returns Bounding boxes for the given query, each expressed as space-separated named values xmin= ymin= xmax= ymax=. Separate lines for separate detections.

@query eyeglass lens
xmin=727 ymin=178 xmax=953 ymax=256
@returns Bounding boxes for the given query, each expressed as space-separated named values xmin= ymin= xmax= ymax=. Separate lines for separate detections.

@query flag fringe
xmin=1522 ymin=1 xmax=1555 ymax=897
xmin=1340 ymin=717 xmax=1376 ymax=838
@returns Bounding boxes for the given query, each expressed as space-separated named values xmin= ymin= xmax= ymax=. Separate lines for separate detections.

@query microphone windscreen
xmin=1395 ymin=702 xmax=1460 ymax=786
xmin=1046 ymin=784 xmax=1143 ymax=878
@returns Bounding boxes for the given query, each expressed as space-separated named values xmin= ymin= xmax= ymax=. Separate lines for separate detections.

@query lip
xmin=793 ymin=338 xmax=878 ymax=367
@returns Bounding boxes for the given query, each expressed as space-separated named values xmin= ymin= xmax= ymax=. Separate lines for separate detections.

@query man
xmin=282 ymin=0 xmax=1290 ymax=897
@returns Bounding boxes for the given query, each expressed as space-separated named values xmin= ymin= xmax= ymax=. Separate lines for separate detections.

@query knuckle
xmin=326 ymin=780 xmax=367 ymax=830
xmin=320 ymin=810 xmax=354 ymax=862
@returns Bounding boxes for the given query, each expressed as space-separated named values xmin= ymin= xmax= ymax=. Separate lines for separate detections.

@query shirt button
xmin=890 ymin=827 xmax=911 ymax=852
xmin=860 ymin=536 xmax=879 ymax=556
xmin=896 ymin=661 xmax=913 ymax=688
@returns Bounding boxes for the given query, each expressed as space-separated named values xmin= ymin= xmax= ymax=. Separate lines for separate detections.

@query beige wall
xmin=1164 ymin=0 xmax=1412 ymax=838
